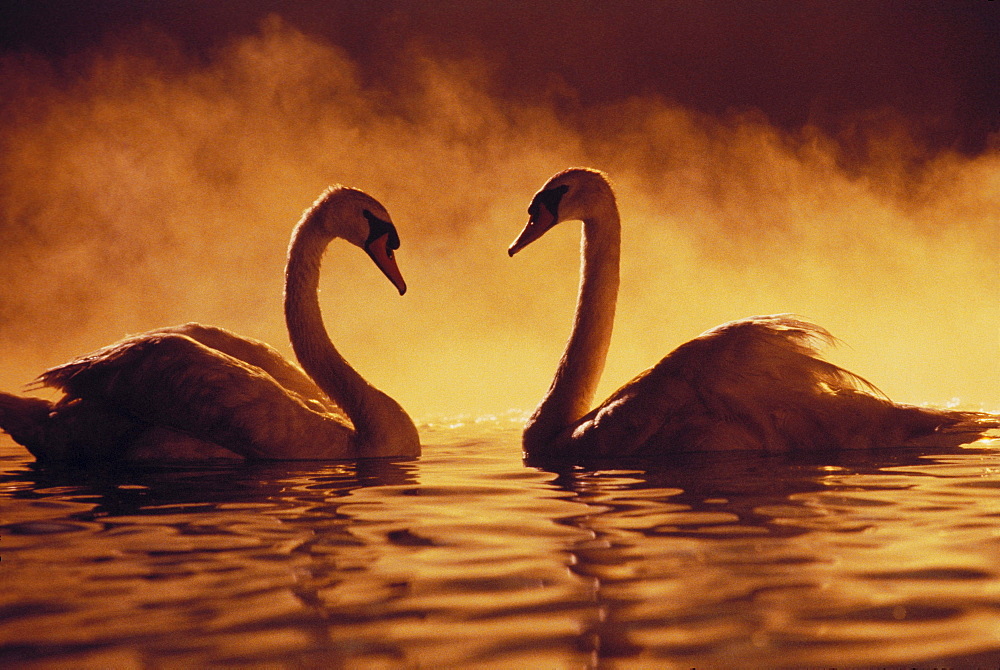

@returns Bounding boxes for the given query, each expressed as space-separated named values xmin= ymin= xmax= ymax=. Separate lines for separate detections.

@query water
xmin=3 ymin=419 xmax=1000 ymax=668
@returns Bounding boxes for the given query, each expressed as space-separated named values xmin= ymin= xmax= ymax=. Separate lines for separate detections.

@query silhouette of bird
xmin=0 ymin=186 xmax=419 ymax=463
xmin=509 ymin=167 xmax=998 ymax=461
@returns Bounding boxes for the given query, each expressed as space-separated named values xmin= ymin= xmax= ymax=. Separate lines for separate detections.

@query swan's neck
xmin=525 ymin=202 xmax=620 ymax=450
xmin=284 ymin=216 xmax=418 ymax=456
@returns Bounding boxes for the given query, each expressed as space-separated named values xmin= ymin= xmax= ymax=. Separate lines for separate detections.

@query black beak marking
xmin=363 ymin=210 xmax=400 ymax=252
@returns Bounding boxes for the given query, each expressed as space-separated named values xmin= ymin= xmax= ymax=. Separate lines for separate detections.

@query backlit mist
xmin=1 ymin=10 xmax=997 ymax=421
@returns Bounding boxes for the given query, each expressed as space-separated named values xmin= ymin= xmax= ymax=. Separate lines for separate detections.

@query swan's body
xmin=509 ymin=168 xmax=998 ymax=461
xmin=0 ymin=186 xmax=420 ymax=463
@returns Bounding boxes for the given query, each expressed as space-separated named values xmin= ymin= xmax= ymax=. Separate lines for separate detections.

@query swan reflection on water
xmin=540 ymin=444 xmax=1000 ymax=665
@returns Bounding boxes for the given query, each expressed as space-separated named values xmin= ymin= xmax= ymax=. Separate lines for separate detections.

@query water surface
xmin=3 ymin=420 xmax=1000 ymax=667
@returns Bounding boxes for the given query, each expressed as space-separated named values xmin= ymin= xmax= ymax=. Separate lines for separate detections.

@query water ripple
xmin=3 ymin=431 xmax=1000 ymax=666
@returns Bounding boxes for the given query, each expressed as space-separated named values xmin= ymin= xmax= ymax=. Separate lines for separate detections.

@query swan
xmin=508 ymin=167 xmax=998 ymax=461
xmin=0 ymin=185 xmax=420 ymax=463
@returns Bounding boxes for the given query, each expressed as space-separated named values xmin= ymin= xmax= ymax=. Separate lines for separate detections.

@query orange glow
xmin=0 ymin=18 xmax=996 ymax=422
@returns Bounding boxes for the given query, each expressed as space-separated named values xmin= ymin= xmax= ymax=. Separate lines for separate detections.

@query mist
xmin=0 ymin=17 xmax=996 ymax=422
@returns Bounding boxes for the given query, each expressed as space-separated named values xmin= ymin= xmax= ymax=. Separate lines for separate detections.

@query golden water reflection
xmin=2 ymin=428 xmax=1000 ymax=666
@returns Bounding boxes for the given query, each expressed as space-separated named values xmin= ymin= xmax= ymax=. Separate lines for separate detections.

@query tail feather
xmin=0 ymin=390 xmax=149 ymax=463
xmin=0 ymin=392 xmax=53 ymax=458
xmin=899 ymin=406 xmax=1000 ymax=448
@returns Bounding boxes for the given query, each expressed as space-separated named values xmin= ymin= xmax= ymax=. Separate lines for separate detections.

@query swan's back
xmin=37 ymin=331 xmax=353 ymax=461
xmin=149 ymin=323 xmax=341 ymax=416
xmin=559 ymin=315 xmax=998 ymax=458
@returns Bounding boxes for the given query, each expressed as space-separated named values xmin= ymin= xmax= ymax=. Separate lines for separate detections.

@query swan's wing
xmin=678 ymin=316 xmax=990 ymax=449
xmin=148 ymin=323 xmax=343 ymax=418
xmin=38 ymin=333 xmax=354 ymax=459
xmin=565 ymin=315 xmax=993 ymax=456
xmin=557 ymin=363 xmax=703 ymax=458
xmin=684 ymin=314 xmax=885 ymax=397
xmin=563 ymin=315 xmax=854 ymax=454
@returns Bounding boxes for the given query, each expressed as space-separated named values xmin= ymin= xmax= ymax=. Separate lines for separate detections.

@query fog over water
xmin=1 ymin=4 xmax=997 ymax=420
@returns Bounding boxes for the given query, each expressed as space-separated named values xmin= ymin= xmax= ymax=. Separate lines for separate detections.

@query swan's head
xmin=314 ymin=185 xmax=407 ymax=295
xmin=508 ymin=167 xmax=614 ymax=256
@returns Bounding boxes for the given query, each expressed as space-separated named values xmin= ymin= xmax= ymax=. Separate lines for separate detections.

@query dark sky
xmin=3 ymin=0 xmax=998 ymax=154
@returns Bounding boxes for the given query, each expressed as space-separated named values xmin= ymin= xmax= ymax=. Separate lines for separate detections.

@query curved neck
xmin=525 ymin=200 xmax=621 ymax=450
xmin=284 ymin=212 xmax=418 ymax=456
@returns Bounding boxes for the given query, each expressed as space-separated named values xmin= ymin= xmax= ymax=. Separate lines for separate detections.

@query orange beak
xmin=366 ymin=233 xmax=407 ymax=295
xmin=508 ymin=207 xmax=556 ymax=257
